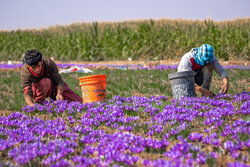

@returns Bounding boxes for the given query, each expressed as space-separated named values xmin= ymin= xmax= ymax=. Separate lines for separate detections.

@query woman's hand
xmin=56 ymin=93 xmax=64 ymax=101
xmin=221 ymin=77 xmax=229 ymax=94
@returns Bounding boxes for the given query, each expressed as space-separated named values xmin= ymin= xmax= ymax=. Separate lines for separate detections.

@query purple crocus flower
xmin=143 ymin=159 xmax=151 ymax=167
xmin=228 ymin=161 xmax=250 ymax=167
xmin=224 ymin=140 xmax=235 ymax=150
xmin=230 ymin=150 xmax=240 ymax=159
xmin=188 ymin=133 xmax=203 ymax=142
xmin=195 ymin=152 xmax=207 ymax=164
xmin=210 ymin=152 xmax=218 ymax=159
xmin=244 ymin=139 xmax=250 ymax=148
xmin=125 ymin=126 xmax=134 ymax=132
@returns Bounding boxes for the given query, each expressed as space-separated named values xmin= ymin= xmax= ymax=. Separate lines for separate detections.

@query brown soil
xmin=0 ymin=110 xmax=16 ymax=116
xmin=0 ymin=67 xmax=22 ymax=73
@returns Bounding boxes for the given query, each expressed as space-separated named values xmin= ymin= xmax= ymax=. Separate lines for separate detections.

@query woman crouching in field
xmin=177 ymin=44 xmax=229 ymax=97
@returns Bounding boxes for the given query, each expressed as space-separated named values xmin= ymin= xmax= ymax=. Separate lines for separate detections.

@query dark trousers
xmin=195 ymin=63 xmax=213 ymax=90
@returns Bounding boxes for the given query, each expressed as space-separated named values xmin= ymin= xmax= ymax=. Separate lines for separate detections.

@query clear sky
xmin=0 ymin=0 xmax=249 ymax=30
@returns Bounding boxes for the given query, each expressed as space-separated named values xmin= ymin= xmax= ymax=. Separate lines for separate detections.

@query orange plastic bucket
xmin=79 ymin=75 xmax=107 ymax=103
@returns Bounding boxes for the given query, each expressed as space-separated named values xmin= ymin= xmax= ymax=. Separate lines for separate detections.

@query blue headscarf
xmin=193 ymin=44 xmax=214 ymax=66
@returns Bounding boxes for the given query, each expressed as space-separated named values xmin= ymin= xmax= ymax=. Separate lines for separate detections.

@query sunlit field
xmin=0 ymin=18 xmax=249 ymax=166
xmin=0 ymin=63 xmax=249 ymax=166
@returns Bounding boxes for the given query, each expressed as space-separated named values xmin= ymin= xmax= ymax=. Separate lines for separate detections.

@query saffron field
xmin=0 ymin=64 xmax=249 ymax=166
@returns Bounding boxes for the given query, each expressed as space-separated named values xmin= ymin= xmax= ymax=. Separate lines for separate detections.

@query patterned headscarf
xmin=193 ymin=44 xmax=214 ymax=66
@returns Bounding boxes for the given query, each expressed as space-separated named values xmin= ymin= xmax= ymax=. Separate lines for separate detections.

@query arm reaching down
xmin=212 ymin=56 xmax=229 ymax=94
xmin=56 ymin=83 xmax=64 ymax=101
xmin=195 ymin=85 xmax=216 ymax=97
xmin=24 ymin=95 xmax=35 ymax=106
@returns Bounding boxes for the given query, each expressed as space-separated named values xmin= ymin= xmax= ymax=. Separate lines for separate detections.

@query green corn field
xmin=0 ymin=19 xmax=249 ymax=61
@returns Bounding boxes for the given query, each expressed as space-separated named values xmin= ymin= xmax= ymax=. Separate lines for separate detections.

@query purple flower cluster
xmin=0 ymin=92 xmax=249 ymax=166
xmin=188 ymin=133 xmax=204 ymax=142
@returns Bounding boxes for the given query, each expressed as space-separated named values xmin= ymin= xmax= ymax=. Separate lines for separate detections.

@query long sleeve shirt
xmin=177 ymin=49 xmax=228 ymax=79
